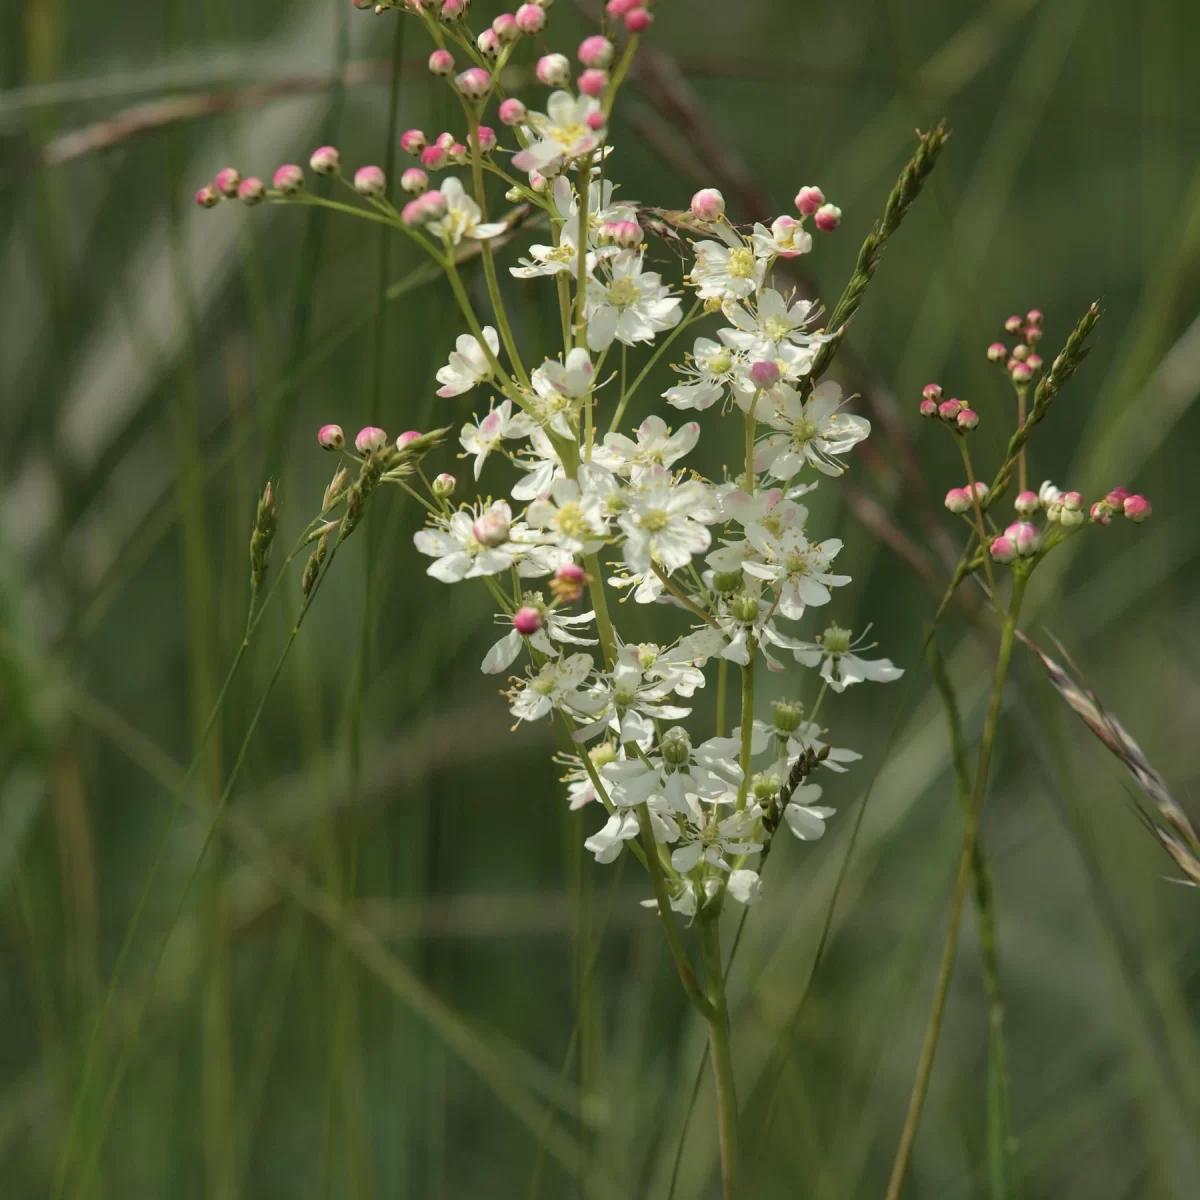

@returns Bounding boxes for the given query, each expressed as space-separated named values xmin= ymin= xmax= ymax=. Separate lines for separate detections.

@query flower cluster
xmin=198 ymin=0 xmax=899 ymax=922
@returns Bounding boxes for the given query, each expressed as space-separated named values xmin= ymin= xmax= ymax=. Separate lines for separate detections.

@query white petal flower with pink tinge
xmin=585 ymin=253 xmax=682 ymax=351
xmin=511 ymin=91 xmax=605 ymax=176
xmin=436 ymin=326 xmax=500 ymax=396
xmin=754 ymin=381 xmax=871 ymax=478
xmin=664 ymin=337 xmax=749 ymax=411
xmin=617 ymin=466 xmax=717 ymax=575
xmin=459 ymin=399 xmax=532 ymax=479
xmin=428 ymin=176 xmax=508 ymax=244
xmin=689 ymin=238 xmax=765 ymax=302
xmin=591 ymin=415 xmax=699 ymax=478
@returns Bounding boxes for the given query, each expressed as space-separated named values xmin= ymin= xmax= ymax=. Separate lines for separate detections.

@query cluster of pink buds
xmin=918 ymin=384 xmax=978 ymax=432
xmin=1087 ymin=485 xmax=1152 ymax=526
xmin=196 ymin=164 xmax=268 ymax=207
xmin=606 ymin=0 xmax=655 ymax=32
xmin=943 ymin=482 xmax=987 ymax=513
xmin=196 ymin=148 xmax=395 ymax=210
xmin=990 ymin=520 xmax=1041 ymax=563
xmin=400 ymin=127 xmax=494 ymax=174
xmin=793 ymin=184 xmax=841 ymax=231
xmin=318 ymin=423 xmax=429 ymax=460
xmin=986 ymin=308 xmax=1044 ymax=384
xmin=401 ymin=188 xmax=448 ymax=226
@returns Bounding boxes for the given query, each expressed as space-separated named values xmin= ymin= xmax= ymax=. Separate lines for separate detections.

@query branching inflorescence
xmin=196 ymin=2 xmax=951 ymax=1194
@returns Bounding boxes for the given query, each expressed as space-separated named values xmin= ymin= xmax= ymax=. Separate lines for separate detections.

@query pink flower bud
xmin=309 ymin=146 xmax=340 ymax=176
xmin=601 ymin=219 xmax=642 ymax=247
xmin=440 ymin=0 xmax=469 ymax=18
xmin=1011 ymin=521 xmax=1040 ymax=556
xmin=1014 ymin=490 xmax=1039 ymax=516
xmin=1026 ymin=353 xmax=1043 ymax=370
xmin=421 ymin=145 xmax=448 ymax=170
xmin=606 ymin=0 xmax=639 ymax=13
xmin=1105 ymin=486 xmax=1130 ymax=507
xmin=400 ymin=129 xmax=427 ymax=155
xmin=513 ymin=606 xmax=543 ymax=635
xmin=986 ymin=342 xmax=1007 ymax=363
xmin=918 ymin=398 xmax=938 ymax=418
xmin=355 ymin=426 xmax=388 ymax=455
xmin=396 ymin=430 xmax=422 ymax=450
xmin=1026 ymin=307 xmax=1043 ymax=326
xmin=956 ymin=408 xmax=979 ymax=431
xmin=237 ymin=176 xmax=265 ymax=205
xmin=690 ymin=188 xmax=725 ymax=222
xmin=492 ymin=12 xmax=519 ymax=40
xmin=578 ymin=68 xmax=609 ymax=96
xmin=579 ymin=35 xmax=615 ymax=67
xmin=944 ymin=487 xmax=971 ymax=514
xmin=536 ymin=53 xmax=571 ymax=87
xmin=401 ymin=199 xmax=425 ymax=226
xmin=476 ymin=28 xmax=500 ymax=57
xmin=749 ymin=360 xmax=780 ymax=388
xmin=1123 ymin=494 xmax=1152 ymax=522
xmin=456 ymin=67 xmax=491 ymax=99
xmin=990 ymin=535 xmax=1017 ymax=565
xmin=551 ymin=562 xmax=588 ymax=603
xmin=1004 ymin=314 xmax=1023 ymax=335
xmin=971 ymin=481 xmax=988 ymax=501
xmin=584 ymin=110 xmax=606 ymax=132
xmin=354 ymin=165 xmax=386 ymax=197
xmin=498 ymin=97 xmax=527 ymax=126
xmin=428 ymin=49 xmax=455 ymax=76
xmin=401 ymin=167 xmax=428 ymax=194
xmin=1061 ymin=491 xmax=1083 ymax=512
xmin=214 ymin=167 xmax=241 ymax=197
xmin=195 ymin=184 xmax=220 ymax=208
xmin=814 ymin=203 xmax=841 ymax=231
xmin=473 ymin=125 xmax=497 ymax=153
xmin=624 ymin=5 xmax=653 ymax=31
xmin=473 ymin=509 xmax=511 ymax=547
xmin=1011 ymin=343 xmax=1030 ymax=361
xmin=515 ymin=3 xmax=546 ymax=32
xmin=448 ymin=142 xmax=469 ymax=164
xmin=432 ymin=472 xmax=457 ymax=498
xmin=1089 ymin=502 xmax=1111 ymax=525
xmin=1024 ymin=324 xmax=1043 ymax=345
xmin=1010 ymin=361 xmax=1033 ymax=384
xmin=436 ymin=132 xmax=455 ymax=149
xmin=922 ymin=382 xmax=943 ymax=403
xmin=794 ymin=185 xmax=824 ymax=216
xmin=273 ymin=164 xmax=305 ymax=194
xmin=318 ymin=424 xmax=345 ymax=451
xmin=937 ymin=398 xmax=962 ymax=422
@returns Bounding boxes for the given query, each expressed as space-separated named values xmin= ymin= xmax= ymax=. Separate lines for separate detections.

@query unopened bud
xmin=1014 ymin=490 xmax=1039 ymax=516
xmin=473 ymin=508 xmax=511 ymax=547
xmin=515 ymin=2 xmax=546 ymax=32
xmin=400 ymin=129 xmax=427 ymax=155
xmin=1123 ymin=494 xmax=1152 ymax=522
xmin=1026 ymin=307 xmax=1043 ymax=326
xmin=401 ymin=167 xmax=428 ymax=194
xmin=749 ymin=360 xmax=780 ymax=389
xmin=309 ymin=146 xmax=340 ymax=176
xmin=1011 ymin=343 xmax=1030 ymax=362
xmin=919 ymin=398 xmax=938 ymax=418
xmin=1089 ymin=501 xmax=1112 ymax=525
xmin=354 ymin=166 xmax=386 ymax=197
xmin=513 ymin=606 xmax=543 ymax=635
xmin=1004 ymin=314 xmax=1023 ymax=335
xmin=690 ymin=188 xmax=725 ymax=222
xmin=355 ymin=426 xmax=388 ymax=455
xmin=660 ymin=726 xmax=692 ymax=768
xmin=731 ymin=592 xmax=760 ymax=623
xmin=432 ymin=472 xmax=456 ymax=498
xmin=1024 ymin=325 xmax=1043 ymax=345
xmin=578 ymin=68 xmax=608 ymax=97
xmin=493 ymin=12 xmax=519 ymax=40
xmin=472 ymin=125 xmax=498 ymax=154
xmin=237 ymin=177 xmax=266 ymax=205
xmin=272 ymin=164 xmax=305 ymax=194
xmin=579 ymin=36 xmax=614 ymax=68
xmin=624 ymin=6 xmax=653 ymax=32
xmin=1010 ymin=521 xmax=1040 ymax=556
xmin=476 ymin=28 xmax=500 ymax=56
xmin=195 ymin=184 xmax=220 ymax=209
xmin=214 ymin=167 xmax=241 ymax=197
xmin=922 ymin=382 xmax=943 ymax=403
xmin=429 ymin=49 xmax=456 ymax=76
xmin=1105 ymin=486 xmax=1130 ymax=508
xmin=550 ymin=562 xmax=588 ymax=603
xmin=455 ymin=67 xmax=491 ymax=99
xmin=814 ymin=203 xmax=841 ymax=231
xmin=937 ymin=398 xmax=962 ymax=422
xmin=318 ymin=423 xmax=345 ymax=451
xmin=421 ymin=143 xmax=449 ymax=171
xmin=536 ymin=53 xmax=571 ymax=87
xmin=1010 ymin=361 xmax=1033 ymax=383
xmin=600 ymin=219 xmax=641 ymax=247
xmin=794 ymin=185 xmax=824 ymax=216
xmin=990 ymin=535 xmax=1016 ymax=565
xmin=956 ymin=407 xmax=979 ymax=431
xmin=986 ymin=342 xmax=1007 ymax=363
xmin=498 ymin=97 xmax=527 ymax=126
xmin=944 ymin=487 xmax=972 ymax=514
xmin=1026 ymin=352 xmax=1043 ymax=370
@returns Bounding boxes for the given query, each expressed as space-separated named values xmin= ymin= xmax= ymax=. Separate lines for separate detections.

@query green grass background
xmin=2 ymin=0 xmax=1199 ymax=1196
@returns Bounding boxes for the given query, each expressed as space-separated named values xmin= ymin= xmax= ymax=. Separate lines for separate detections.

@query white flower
xmin=429 ymin=176 xmax=508 ymax=245
xmin=459 ymin=399 xmax=533 ymax=479
xmin=584 ymin=811 xmax=640 ymax=863
xmin=510 ymin=240 xmax=591 ymax=279
xmin=591 ymin=415 xmax=700 ymax=478
xmin=585 ymin=253 xmax=682 ymax=351
xmin=750 ymin=215 xmax=813 ymax=260
xmin=601 ymin=731 xmax=741 ymax=813
xmin=721 ymin=290 xmax=823 ymax=381
xmin=754 ymin=381 xmax=871 ymax=478
xmin=740 ymin=529 xmax=850 ymax=620
xmin=512 ymin=91 xmax=605 ymax=176
xmin=782 ymin=721 xmax=861 ymax=774
xmin=689 ymin=239 xmax=765 ymax=303
xmin=727 ymin=868 xmax=763 ymax=905
xmin=617 ymin=466 xmax=716 ymax=575
xmin=414 ymin=500 xmax=522 ymax=582
xmin=671 ymin=804 xmax=763 ymax=873
xmin=664 ymin=336 xmax=748 ymax=411
xmin=575 ymin=643 xmax=693 ymax=744
xmin=788 ymin=624 xmax=904 ymax=692
xmin=436 ymin=326 xmax=500 ymax=397
xmin=511 ymin=427 xmax=565 ymax=501
xmin=532 ymin=347 xmax=596 ymax=402
xmin=783 ymin=782 xmax=836 ymax=840
xmin=481 ymin=609 xmax=597 ymax=674
xmin=506 ymin=652 xmax=600 ymax=725
xmin=526 ymin=478 xmax=609 ymax=554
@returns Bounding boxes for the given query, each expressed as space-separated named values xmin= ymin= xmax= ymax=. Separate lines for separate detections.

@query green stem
xmin=734 ymin=649 xmax=756 ymax=810
xmin=715 ymin=659 xmax=729 ymax=738
xmin=605 ymin=302 xmax=700 ymax=435
xmin=885 ymin=572 xmax=1029 ymax=1200
xmin=700 ymin=918 xmax=740 ymax=1200
xmin=574 ymin=157 xmax=591 ymax=348
xmin=443 ymin=255 xmax=521 ymax=399
xmin=957 ymin=435 xmax=1001 ymax=607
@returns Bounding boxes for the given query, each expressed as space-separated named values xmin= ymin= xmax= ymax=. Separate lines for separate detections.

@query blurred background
xmin=2 ymin=0 xmax=1199 ymax=1196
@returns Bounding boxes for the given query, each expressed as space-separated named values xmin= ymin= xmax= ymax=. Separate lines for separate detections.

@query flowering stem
xmin=463 ymin=102 xmax=530 ymax=387
xmin=716 ymin=659 xmax=729 ymax=737
xmin=957 ymin=435 xmax=1001 ymax=608
xmin=651 ymin=564 xmax=720 ymax=628
xmin=699 ymin=917 xmax=740 ymax=1200
xmin=734 ymin=648 xmax=756 ymax=811
xmin=442 ymin=254 xmax=520 ymax=398
xmin=574 ymin=157 xmax=592 ymax=348
xmin=603 ymin=36 xmax=640 ymax=119
xmin=634 ymin=803 xmax=714 ymax=1019
xmin=885 ymin=571 xmax=1029 ymax=1200
xmin=1016 ymin=385 xmax=1028 ymax=494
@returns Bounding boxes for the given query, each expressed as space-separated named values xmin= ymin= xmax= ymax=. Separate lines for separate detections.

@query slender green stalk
xmin=574 ymin=157 xmax=592 ymax=347
xmin=700 ymin=918 xmax=740 ymax=1200
xmin=734 ymin=652 xmax=756 ymax=810
xmin=957 ymin=436 xmax=1001 ymax=606
xmin=605 ymin=303 xmax=700 ymax=434
xmin=927 ymin=637 xmax=1020 ymax=1199
xmin=885 ymin=573 xmax=1029 ymax=1200
xmin=715 ymin=659 xmax=729 ymax=738
xmin=443 ymin=256 xmax=521 ymax=398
